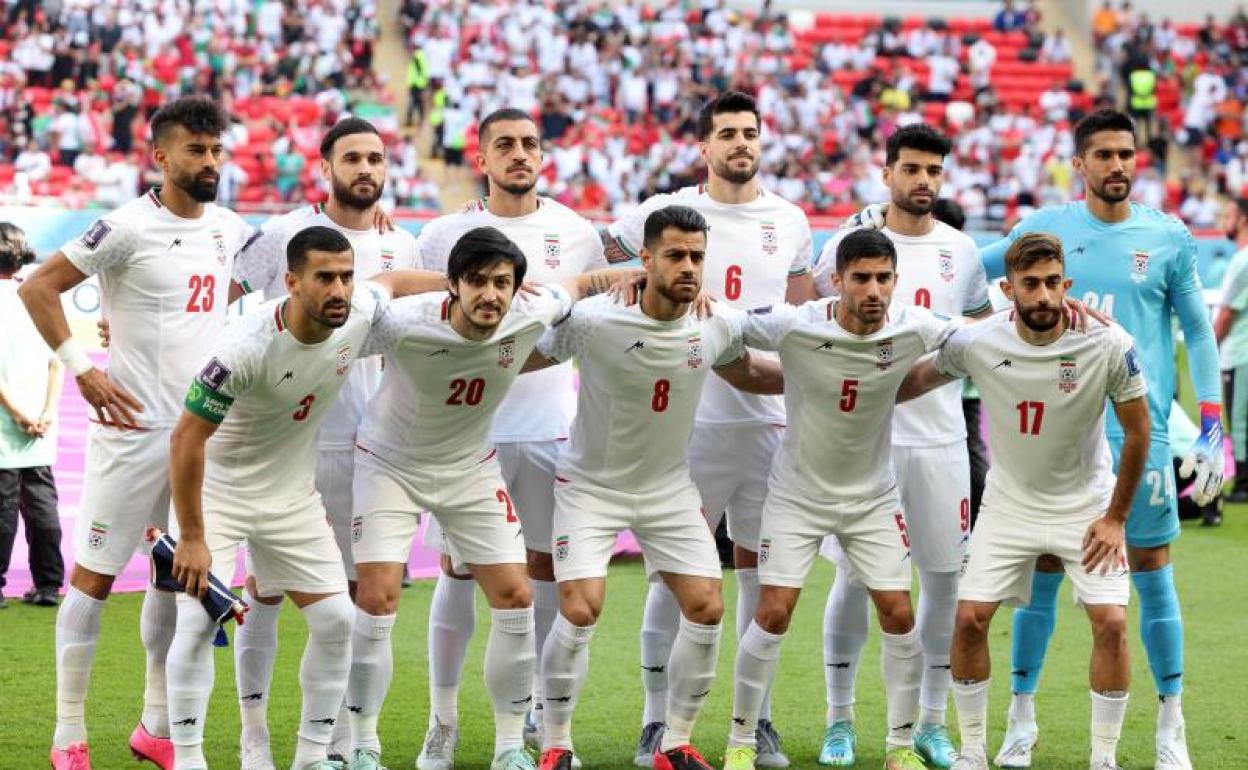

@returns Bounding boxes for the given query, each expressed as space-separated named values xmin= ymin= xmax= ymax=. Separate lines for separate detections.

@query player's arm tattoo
xmin=600 ymin=228 xmax=633 ymax=264
xmin=584 ymin=272 xmax=614 ymax=297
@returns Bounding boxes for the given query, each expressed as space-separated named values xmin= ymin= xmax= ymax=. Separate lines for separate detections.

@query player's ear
xmin=640 ymin=247 xmax=653 ymax=271
xmin=319 ymin=156 xmax=332 ymax=182
xmin=998 ymin=277 xmax=1014 ymax=301
xmin=285 ymin=268 xmax=297 ymax=295
xmin=1061 ymin=277 xmax=1073 ymax=292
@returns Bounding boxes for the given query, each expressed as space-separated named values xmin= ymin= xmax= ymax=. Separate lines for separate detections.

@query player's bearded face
xmin=886 ymin=149 xmax=943 ymax=217
xmin=160 ymin=128 xmax=221 ymax=202
xmin=1078 ymin=132 xmax=1136 ymax=204
xmin=481 ymin=121 xmax=541 ymax=196
xmin=293 ymin=251 xmax=354 ymax=328
xmin=454 ymin=262 xmax=516 ymax=332
xmin=704 ymin=113 xmax=761 ymax=185
xmin=1011 ymin=268 xmax=1069 ymax=333
xmin=647 ymin=232 xmax=707 ymax=305
xmin=327 ymin=135 xmax=387 ymax=209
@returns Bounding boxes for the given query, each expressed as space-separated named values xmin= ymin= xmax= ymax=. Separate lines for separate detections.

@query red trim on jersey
xmin=478 ymin=448 xmax=498 ymax=464
xmin=440 ymin=296 xmax=451 ymax=320
xmin=147 ymin=190 xmax=162 ymax=208
xmin=312 ymin=203 xmax=321 ymax=215
xmin=274 ymin=302 xmax=286 ymax=332
xmin=697 ymin=183 xmax=705 ymax=195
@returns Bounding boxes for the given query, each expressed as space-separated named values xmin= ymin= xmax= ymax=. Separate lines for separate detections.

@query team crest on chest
xmin=937 ymin=248 xmax=955 ymax=283
xmin=336 ymin=343 xmax=352 ymax=376
xmin=380 ymin=247 xmax=395 ymax=271
xmin=498 ymin=337 xmax=516 ymax=368
xmin=1058 ymin=355 xmax=1079 ymax=393
xmin=875 ymin=338 xmax=894 ymax=370
xmin=1130 ymin=250 xmax=1150 ymax=283
xmin=544 ymin=232 xmax=561 ymax=268
xmin=211 ymin=228 xmax=227 ymax=266
xmin=687 ymin=334 xmax=703 ymax=368
xmin=760 ymin=220 xmax=778 ymax=255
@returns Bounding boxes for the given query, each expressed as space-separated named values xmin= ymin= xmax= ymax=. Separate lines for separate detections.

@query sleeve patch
xmin=1125 ymin=346 xmax=1141 ymax=377
xmin=198 ymin=357 xmax=232 ymax=391
xmin=80 ymin=220 xmax=112 ymax=251
xmin=185 ymin=380 xmax=233 ymax=424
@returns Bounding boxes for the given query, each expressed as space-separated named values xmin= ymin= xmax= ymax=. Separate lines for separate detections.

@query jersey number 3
xmin=292 ymin=394 xmax=316 ymax=421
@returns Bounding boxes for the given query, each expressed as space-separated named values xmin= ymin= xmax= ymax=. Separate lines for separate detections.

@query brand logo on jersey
xmin=1058 ymin=355 xmax=1079 ymax=393
xmin=1130 ymin=250 xmax=1150 ymax=283
xmin=199 ymin=358 xmax=231 ymax=391
xmin=336 ymin=344 xmax=352 ymax=375
xmin=498 ymin=337 xmax=516 ymax=368
xmin=351 ymin=516 xmax=363 ymax=544
xmin=277 ymin=370 xmax=294 ymax=385
xmin=938 ymin=248 xmax=955 ymax=283
xmin=813 ymin=340 xmax=835 ymax=352
xmin=687 ymin=334 xmax=703 ymax=368
xmin=544 ymin=232 xmax=561 ymax=268
xmin=1070 ymin=245 xmax=1087 ymax=257
xmin=992 ymin=358 xmax=1013 ymax=370
xmin=758 ymin=537 xmax=771 ymax=564
xmin=875 ymin=339 xmax=894 ymax=370
xmin=87 ymin=520 xmax=109 ymax=550
xmin=760 ymin=220 xmax=778 ymax=255
xmin=169 ymin=238 xmax=182 ymax=249
xmin=555 ymin=535 xmax=569 ymax=561
xmin=211 ymin=228 xmax=227 ymax=266
xmin=380 ymin=247 xmax=395 ymax=271
xmin=626 ymin=340 xmax=645 ymax=353
xmin=80 ymin=219 xmax=111 ymax=251
xmin=427 ymin=348 xmax=450 ymax=357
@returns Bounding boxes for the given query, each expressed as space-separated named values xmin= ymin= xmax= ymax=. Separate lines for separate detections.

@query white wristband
xmin=55 ymin=339 xmax=94 ymax=377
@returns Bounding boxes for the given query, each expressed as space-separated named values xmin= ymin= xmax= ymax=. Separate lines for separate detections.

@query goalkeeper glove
xmin=842 ymin=202 xmax=888 ymax=231
xmin=1179 ymin=402 xmax=1225 ymax=506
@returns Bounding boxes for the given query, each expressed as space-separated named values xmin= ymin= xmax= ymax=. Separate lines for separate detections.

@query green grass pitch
xmin=2 ymin=512 xmax=1245 ymax=769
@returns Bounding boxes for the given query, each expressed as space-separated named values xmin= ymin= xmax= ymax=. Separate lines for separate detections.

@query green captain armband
xmin=185 ymin=380 xmax=234 ymax=424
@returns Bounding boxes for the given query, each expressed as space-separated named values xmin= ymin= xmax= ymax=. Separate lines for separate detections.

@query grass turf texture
xmin=2 ymin=513 xmax=1245 ymax=769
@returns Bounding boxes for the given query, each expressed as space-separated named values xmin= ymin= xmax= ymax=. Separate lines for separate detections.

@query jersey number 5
xmin=839 ymin=379 xmax=858 ymax=412
xmin=186 ymin=274 xmax=216 ymax=313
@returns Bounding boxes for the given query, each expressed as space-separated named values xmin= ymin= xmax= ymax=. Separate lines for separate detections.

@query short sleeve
xmin=789 ymin=212 xmax=813 ymax=276
xmin=742 ymin=302 xmax=801 ymax=351
xmin=934 ymin=326 xmax=973 ymax=379
xmin=523 ymin=284 xmax=574 ymax=328
xmin=232 ymin=216 xmax=285 ymax=294
xmin=712 ymin=304 xmax=746 ymax=367
xmin=915 ymin=307 xmax=961 ymax=353
xmin=536 ymin=303 xmax=588 ymax=363
xmin=183 ymin=325 xmax=263 ymax=423
xmin=1221 ymin=255 xmax=1248 ymax=312
xmin=961 ymin=245 xmax=992 ymax=316
xmin=360 ymin=299 xmax=410 ymax=357
xmin=581 ymin=219 xmax=609 ymax=271
xmin=1167 ymin=220 xmax=1204 ymax=297
xmin=61 ymin=215 xmax=138 ymax=277
xmin=811 ymin=234 xmax=840 ymax=297
xmin=359 ymin=280 xmax=392 ymax=324
xmin=414 ymin=218 xmax=451 ymax=273
xmin=1105 ymin=327 xmax=1148 ymax=403
xmin=607 ymin=194 xmax=669 ymax=258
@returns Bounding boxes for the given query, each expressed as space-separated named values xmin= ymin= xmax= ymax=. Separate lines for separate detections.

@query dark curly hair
xmin=150 ymin=95 xmax=229 ymax=145
xmin=0 ymin=222 xmax=36 ymax=274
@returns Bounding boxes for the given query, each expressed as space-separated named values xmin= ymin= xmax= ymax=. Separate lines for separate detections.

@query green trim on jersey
xmin=185 ymin=380 xmax=234 ymax=424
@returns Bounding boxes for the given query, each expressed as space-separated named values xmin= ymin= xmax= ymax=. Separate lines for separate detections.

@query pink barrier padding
xmin=4 ymin=363 xmax=641 ymax=596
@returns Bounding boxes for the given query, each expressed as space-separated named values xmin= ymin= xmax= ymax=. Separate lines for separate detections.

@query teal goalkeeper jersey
xmin=980 ymin=201 xmax=1220 ymax=444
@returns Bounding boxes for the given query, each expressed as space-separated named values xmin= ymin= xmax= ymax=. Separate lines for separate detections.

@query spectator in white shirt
xmin=14 ymin=140 xmax=52 ymax=184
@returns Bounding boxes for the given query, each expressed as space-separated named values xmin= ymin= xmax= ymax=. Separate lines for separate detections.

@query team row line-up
xmin=14 ymin=92 xmax=1216 ymax=770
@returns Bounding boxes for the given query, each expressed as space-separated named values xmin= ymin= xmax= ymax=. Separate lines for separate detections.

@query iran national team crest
xmin=211 ymin=228 xmax=227 ymax=266
xmin=88 ymin=521 xmax=109 ymax=550
xmin=1058 ymin=355 xmax=1079 ymax=393
xmin=937 ymin=248 xmax=954 ymax=283
xmin=336 ymin=343 xmax=352 ymax=376
xmin=380 ymin=247 xmax=395 ymax=271
xmin=1130 ymin=250 xmax=1150 ymax=283
xmin=498 ymin=337 xmax=516 ymax=368
xmin=687 ymin=334 xmax=703 ymax=368
xmin=760 ymin=220 xmax=778 ymax=255
xmin=544 ymin=233 xmax=561 ymax=268
xmin=876 ymin=338 xmax=894 ymax=370
xmin=555 ymin=535 xmax=569 ymax=561
xmin=758 ymin=537 xmax=771 ymax=564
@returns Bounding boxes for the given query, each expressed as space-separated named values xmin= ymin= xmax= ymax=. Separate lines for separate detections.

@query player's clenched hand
xmin=1081 ymin=515 xmax=1126 ymax=575
xmin=843 ymin=203 xmax=888 ymax=231
xmin=172 ymin=536 xmax=212 ymax=599
xmin=77 ymin=368 xmax=144 ymax=429
xmin=97 ymin=318 xmax=111 ymax=348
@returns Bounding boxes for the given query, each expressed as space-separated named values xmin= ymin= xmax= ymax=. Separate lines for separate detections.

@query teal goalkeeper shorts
xmin=1109 ymin=437 xmax=1180 ymax=548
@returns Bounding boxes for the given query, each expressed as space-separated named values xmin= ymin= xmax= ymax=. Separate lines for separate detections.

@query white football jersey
xmin=745 ymin=300 xmax=958 ymax=503
xmin=232 ymin=203 xmax=420 ymax=450
xmin=60 ymin=190 xmax=253 ymax=428
xmin=608 ymin=185 xmax=813 ymax=427
xmin=814 ymin=222 xmax=990 ymax=446
xmin=184 ymin=282 xmax=389 ymax=503
xmin=936 ymin=313 xmax=1147 ymax=516
xmin=539 ymin=295 xmax=745 ymax=491
xmin=415 ymin=198 xmax=606 ymax=443
xmin=357 ymin=285 xmax=574 ymax=466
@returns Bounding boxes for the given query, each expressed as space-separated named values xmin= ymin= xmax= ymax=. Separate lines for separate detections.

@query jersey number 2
xmin=186 ymin=274 xmax=216 ymax=312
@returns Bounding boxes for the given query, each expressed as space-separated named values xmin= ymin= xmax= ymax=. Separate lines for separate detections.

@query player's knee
xmin=355 ymin=581 xmax=400 ymax=616
xmin=753 ymin=599 xmax=792 ymax=634
xmin=1127 ymin=545 xmax=1169 ymax=573
xmin=69 ymin=564 xmax=114 ymax=600
xmin=873 ymin=592 xmax=915 ymax=634
xmin=559 ymin=591 xmax=600 ymax=627
xmin=1091 ymin=609 xmax=1128 ymax=652
xmin=955 ymin=605 xmax=991 ymax=646
xmin=488 ymin=578 xmax=532 ymax=609
xmin=680 ymin=589 xmax=724 ymax=626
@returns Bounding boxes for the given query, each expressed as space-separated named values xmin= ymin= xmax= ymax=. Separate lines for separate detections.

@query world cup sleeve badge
xmin=1130 ymin=250 xmax=1150 ymax=283
xmin=1058 ymin=355 xmax=1079 ymax=393
xmin=498 ymin=337 xmax=516 ymax=368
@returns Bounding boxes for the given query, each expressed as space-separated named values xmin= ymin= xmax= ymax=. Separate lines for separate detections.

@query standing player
xmin=722 ymin=230 xmax=960 ymax=770
xmin=227 ymin=117 xmax=420 ymax=767
xmin=164 ymin=227 xmax=441 ymax=770
xmin=976 ymin=111 xmax=1217 ymax=770
xmin=531 ymin=206 xmax=782 ymax=770
xmin=343 ymin=228 xmax=635 ymax=770
xmin=1214 ymin=198 xmax=1248 ymax=504
xmin=811 ymin=125 xmax=990 ymax=769
xmin=895 ymin=233 xmax=1150 ymax=770
xmin=603 ymin=90 xmax=815 ymax=767
xmin=408 ymin=108 xmax=608 ymax=770
xmin=18 ymin=96 xmax=253 ymax=770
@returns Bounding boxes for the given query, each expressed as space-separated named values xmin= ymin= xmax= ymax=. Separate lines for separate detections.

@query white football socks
xmin=730 ymin=622 xmax=785 ymax=748
xmin=541 ymin=613 xmax=595 ymax=750
xmin=234 ymin=590 xmax=281 ymax=746
xmin=139 ymin=587 xmax=177 ymax=739
xmin=952 ymin=678 xmax=990 ymax=760
xmin=661 ymin=616 xmax=722 ymax=751
xmin=823 ymin=572 xmax=869 ymax=725
xmin=292 ymin=594 xmax=354 ymax=767
xmin=1090 ymin=690 xmax=1128 ymax=767
xmin=881 ymin=628 xmax=923 ymax=750
xmin=640 ymin=581 xmax=680 ymax=726
xmin=735 ymin=569 xmax=771 ymax=722
xmin=53 ymin=587 xmax=105 ymax=748
xmin=532 ymin=578 xmax=559 ymax=706
xmin=168 ymin=599 xmax=216 ymax=770
xmin=486 ymin=607 xmax=536 ymax=756
xmin=427 ymin=573 xmax=476 ymax=728
xmin=917 ymin=569 xmax=958 ymax=727
xmin=348 ymin=610 xmax=396 ymax=753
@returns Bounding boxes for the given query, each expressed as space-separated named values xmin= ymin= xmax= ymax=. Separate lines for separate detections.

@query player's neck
xmin=323 ymin=198 xmax=376 ymax=231
xmin=281 ymin=299 xmax=334 ymax=345
xmin=833 ymin=302 xmax=884 ymax=337
xmin=1084 ymin=194 xmax=1131 ymax=224
xmin=883 ymin=206 xmax=934 ymax=237
xmin=486 ymin=190 xmax=540 ymax=218
xmin=1013 ymin=311 xmax=1067 ymax=346
xmin=705 ymin=175 xmax=759 ymax=205
xmin=448 ymin=301 xmax=497 ymax=341
xmin=639 ymin=287 xmax=689 ymax=322
xmin=154 ymin=183 xmax=206 ymax=219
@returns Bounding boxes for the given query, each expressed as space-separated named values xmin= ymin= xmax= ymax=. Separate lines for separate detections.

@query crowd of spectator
xmin=0 ymin=0 xmax=440 ymax=211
